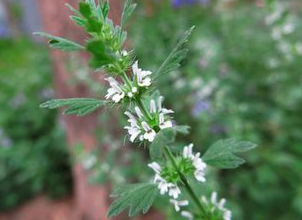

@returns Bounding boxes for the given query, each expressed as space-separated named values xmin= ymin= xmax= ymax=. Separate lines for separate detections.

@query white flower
xmin=181 ymin=211 xmax=193 ymax=220
xmin=149 ymin=96 xmax=173 ymax=130
xmin=124 ymin=111 xmax=142 ymax=142
xmin=141 ymin=121 xmax=156 ymax=142
xmin=203 ymin=192 xmax=232 ymax=220
xmin=148 ymin=162 xmax=181 ymax=199
xmin=170 ymin=199 xmax=189 ymax=212
xmin=157 ymin=96 xmax=174 ymax=114
xmin=105 ymin=77 xmax=125 ymax=103
xmin=168 ymin=185 xmax=181 ymax=199
xmin=182 ymin=144 xmax=207 ymax=182
xmin=132 ymin=61 xmax=152 ymax=87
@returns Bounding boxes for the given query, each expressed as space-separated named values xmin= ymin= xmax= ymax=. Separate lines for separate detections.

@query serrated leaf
xmin=121 ymin=0 xmax=137 ymax=28
xmin=107 ymin=183 xmax=158 ymax=217
xmin=153 ymin=26 xmax=195 ymax=80
xmin=40 ymin=98 xmax=107 ymax=117
xmin=33 ymin=32 xmax=84 ymax=51
xmin=150 ymin=128 xmax=176 ymax=160
xmin=202 ymin=138 xmax=257 ymax=169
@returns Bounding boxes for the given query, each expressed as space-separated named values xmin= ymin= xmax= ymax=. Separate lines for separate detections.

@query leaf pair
xmin=107 ymin=183 xmax=158 ymax=217
xmin=202 ymin=138 xmax=258 ymax=169
xmin=40 ymin=98 xmax=107 ymax=116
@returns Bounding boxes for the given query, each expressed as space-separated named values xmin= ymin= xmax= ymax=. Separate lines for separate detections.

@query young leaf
xmin=153 ymin=26 xmax=195 ymax=80
xmin=150 ymin=128 xmax=176 ymax=160
xmin=202 ymin=138 xmax=257 ymax=169
xmin=40 ymin=98 xmax=107 ymax=116
xmin=33 ymin=32 xmax=84 ymax=51
xmin=107 ymin=183 xmax=158 ymax=217
xmin=121 ymin=0 xmax=137 ymax=28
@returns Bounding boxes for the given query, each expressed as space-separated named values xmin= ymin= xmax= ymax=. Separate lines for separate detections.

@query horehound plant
xmin=35 ymin=1 xmax=257 ymax=219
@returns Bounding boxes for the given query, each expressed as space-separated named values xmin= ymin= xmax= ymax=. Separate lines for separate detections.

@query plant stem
xmin=121 ymin=71 xmax=132 ymax=88
xmin=164 ymin=146 xmax=208 ymax=219
xmin=136 ymin=98 xmax=152 ymax=120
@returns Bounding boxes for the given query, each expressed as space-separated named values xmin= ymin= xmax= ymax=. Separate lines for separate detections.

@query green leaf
xmin=172 ymin=125 xmax=190 ymax=135
xmin=150 ymin=128 xmax=176 ymax=160
xmin=33 ymin=32 xmax=84 ymax=51
xmin=153 ymin=26 xmax=195 ymax=80
xmin=40 ymin=98 xmax=107 ymax=116
xmin=202 ymin=138 xmax=257 ymax=169
xmin=79 ymin=2 xmax=92 ymax=18
xmin=107 ymin=183 xmax=158 ymax=217
xmin=121 ymin=0 xmax=137 ymax=28
xmin=86 ymin=40 xmax=116 ymax=68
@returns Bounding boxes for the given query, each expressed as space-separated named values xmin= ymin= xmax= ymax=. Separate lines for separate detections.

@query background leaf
xmin=40 ymin=98 xmax=107 ymax=116
xmin=107 ymin=183 xmax=158 ymax=217
xmin=202 ymin=138 xmax=257 ymax=169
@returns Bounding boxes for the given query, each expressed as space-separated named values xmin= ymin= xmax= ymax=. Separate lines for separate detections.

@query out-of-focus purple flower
xmin=172 ymin=0 xmax=210 ymax=8
xmin=210 ymin=124 xmax=226 ymax=135
xmin=191 ymin=100 xmax=211 ymax=117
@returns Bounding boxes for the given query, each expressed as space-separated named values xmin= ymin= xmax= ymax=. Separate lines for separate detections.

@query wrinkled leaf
xmin=202 ymin=138 xmax=257 ymax=169
xmin=107 ymin=183 xmax=158 ymax=217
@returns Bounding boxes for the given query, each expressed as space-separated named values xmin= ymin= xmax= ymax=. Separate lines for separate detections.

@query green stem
xmin=136 ymin=98 xmax=152 ymax=120
xmin=121 ymin=71 xmax=132 ymax=88
xmin=164 ymin=146 xmax=208 ymax=219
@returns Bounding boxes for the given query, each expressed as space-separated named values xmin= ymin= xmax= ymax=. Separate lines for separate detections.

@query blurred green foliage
xmin=127 ymin=0 xmax=302 ymax=219
xmin=0 ymin=39 xmax=72 ymax=211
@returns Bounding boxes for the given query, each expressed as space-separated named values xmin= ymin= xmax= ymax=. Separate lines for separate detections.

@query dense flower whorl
xmin=202 ymin=192 xmax=232 ymax=220
xmin=124 ymin=96 xmax=173 ymax=143
xmin=183 ymin=144 xmax=207 ymax=182
xmin=148 ymin=162 xmax=181 ymax=199
xmin=132 ymin=61 xmax=152 ymax=87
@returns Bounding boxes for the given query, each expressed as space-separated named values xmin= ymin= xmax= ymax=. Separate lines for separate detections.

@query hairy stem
xmin=136 ymin=98 xmax=152 ymax=120
xmin=164 ymin=146 xmax=208 ymax=218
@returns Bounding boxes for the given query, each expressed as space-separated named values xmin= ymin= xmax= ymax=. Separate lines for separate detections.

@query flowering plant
xmin=36 ymin=0 xmax=257 ymax=219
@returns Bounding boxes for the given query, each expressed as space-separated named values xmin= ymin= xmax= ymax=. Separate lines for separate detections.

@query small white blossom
xmin=203 ymin=192 xmax=232 ymax=220
xmin=148 ymin=162 xmax=181 ymax=199
xmin=141 ymin=122 xmax=156 ymax=142
xmin=105 ymin=77 xmax=125 ymax=103
xmin=181 ymin=211 xmax=193 ymax=220
xmin=183 ymin=144 xmax=207 ymax=182
xmin=132 ymin=61 xmax=152 ymax=87
xmin=170 ymin=199 xmax=189 ymax=212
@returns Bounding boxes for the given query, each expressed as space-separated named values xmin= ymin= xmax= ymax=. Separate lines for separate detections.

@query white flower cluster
xmin=183 ymin=144 xmax=207 ymax=182
xmin=148 ymin=162 xmax=181 ymax=199
xmin=202 ymin=192 xmax=232 ymax=220
xmin=124 ymin=96 xmax=173 ymax=142
xmin=105 ymin=60 xmax=152 ymax=103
